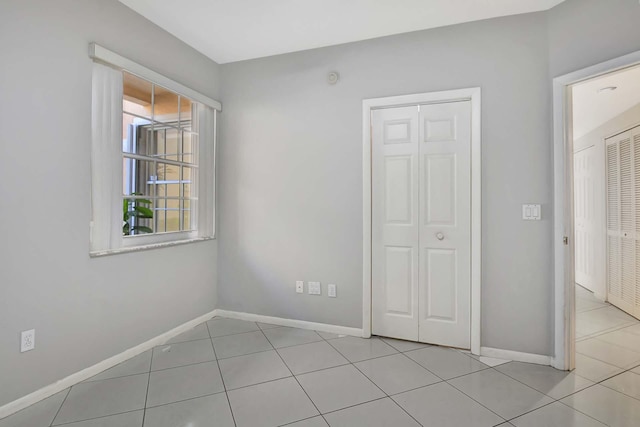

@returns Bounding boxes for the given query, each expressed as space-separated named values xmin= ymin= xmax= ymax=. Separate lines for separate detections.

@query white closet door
xmin=371 ymin=106 xmax=420 ymax=341
xmin=606 ymin=128 xmax=640 ymax=319
xmin=574 ymin=146 xmax=597 ymax=291
xmin=418 ymin=101 xmax=471 ymax=348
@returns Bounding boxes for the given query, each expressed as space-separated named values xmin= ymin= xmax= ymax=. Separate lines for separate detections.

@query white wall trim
xmin=89 ymin=43 xmax=222 ymax=111
xmin=215 ymin=310 xmax=364 ymax=337
xmin=481 ymin=347 xmax=551 ymax=366
xmin=0 ymin=310 xmax=217 ymax=420
xmin=553 ymin=49 xmax=640 ymax=371
xmin=362 ymin=88 xmax=482 ymax=355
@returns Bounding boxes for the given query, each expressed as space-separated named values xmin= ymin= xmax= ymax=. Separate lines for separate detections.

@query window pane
xmin=183 ymin=199 xmax=193 ymax=230
xmin=154 ymin=86 xmax=179 ymax=123
xmin=122 ymin=114 xmax=154 ymax=156
xmin=123 ymin=72 xmax=152 ymax=119
xmin=155 ymin=161 xmax=180 ymax=183
xmin=155 ymin=126 xmax=165 ymax=159
xmin=155 ymin=198 xmax=166 ymax=233
xmin=182 ymin=166 xmax=194 ymax=197
xmin=123 ymin=197 xmax=154 ymax=236
xmin=123 ymin=157 xmax=154 ymax=197
xmin=154 ymin=198 xmax=183 ymax=233
xmin=182 ymin=132 xmax=197 ymax=164
xmin=157 ymin=127 xmax=180 ymax=161
xmin=165 ymin=199 xmax=180 ymax=232
xmin=157 ymin=183 xmax=179 ymax=197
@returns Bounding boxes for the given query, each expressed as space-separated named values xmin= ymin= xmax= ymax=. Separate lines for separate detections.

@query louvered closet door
xmin=606 ymin=127 xmax=640 ymax=319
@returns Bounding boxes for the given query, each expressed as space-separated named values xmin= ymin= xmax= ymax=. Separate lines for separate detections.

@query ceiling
xmin=119 ymin=0 xmax=565 ymax=64
xmin=572 ymin=65 xmax=640 ymax=140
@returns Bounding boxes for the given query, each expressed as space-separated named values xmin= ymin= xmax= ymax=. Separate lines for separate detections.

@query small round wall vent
xmin=327 ymin=71 xmax=339 ymax=85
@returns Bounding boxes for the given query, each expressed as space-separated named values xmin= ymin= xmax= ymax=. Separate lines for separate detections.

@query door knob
xmin=436 ymin=232 xmax=445 ymax=241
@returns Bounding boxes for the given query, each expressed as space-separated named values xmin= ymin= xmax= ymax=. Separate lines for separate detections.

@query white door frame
xmin=362 ymin=87 xmax=482 ymax=355
xmin=552 ymin=50 xmax=640 ymax=371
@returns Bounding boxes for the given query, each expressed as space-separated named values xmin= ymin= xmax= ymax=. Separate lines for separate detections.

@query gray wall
xmin=0 ymin=0 xmax=220 ymax=407
xmin=218 ymin=13 xmax=554 ymax=355
xmin=548 ymin=0 xmax=640 ymax=77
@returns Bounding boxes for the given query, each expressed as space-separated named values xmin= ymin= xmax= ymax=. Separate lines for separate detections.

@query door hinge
xmin=563 ymin=236 xmax=569 ymax=245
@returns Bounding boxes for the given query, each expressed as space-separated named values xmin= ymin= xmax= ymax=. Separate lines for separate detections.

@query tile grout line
xmin=395 ymin=350 xmax=446 ymax=381
xmin=480 ymin=366 xmax=588 ymax=423
xmin=140 ymin=343 xmax=154 ymax=427
xmin=574 ymin=344 xmax=640 ymax=372
xmin=555 ymin=397 xmax=618 ymax=425
xmin=51 ymin=409 xmax=144 ymax=427
xmin=144 ymin=390 xmax=228 ymax=410
xmin=576 ymin=303 xmax=612 ymax=314
xmin=325 ymin=333 xmax=507 ymax=422
xmin=205 ymin=320 xmax=238 ymax=427
xmin=47 ymin=387 xmax=71 ymax=427
xmin=277 ymin=414 xmax=327 ymax=426
xmin=570 ymin=364 xmax=640 ymax=403
xmin=497 ymin=359 xmax=638 ymax=423
xmin=437 ymin=367 xmax=510 ymax=423
xmin=321 ymin=335 xmax=432 ymax=426
xmin=577 ymin=317 xmax=639 ymax=340
xmin=501 ymin=399 xmax=560 ymax=424
xmin=260 ymin=327 xmax=332 ymax=426
xmin=347 ymin=355 xmax=426 ymax=426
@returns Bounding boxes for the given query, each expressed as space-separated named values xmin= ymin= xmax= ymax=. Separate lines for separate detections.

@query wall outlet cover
xmin=308 ymin=281 xmax=321 ymax=295
xmin=295 ymin=280 xmax=304 ymax=293
xmin=21 ymin=329 xmax=35 ymax=353
xmin=328 ymin=284 xmax=337 ymax=298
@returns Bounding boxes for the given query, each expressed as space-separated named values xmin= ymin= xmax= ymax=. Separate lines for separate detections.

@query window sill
xmin=89 ymin=236 xmax=215 ymax=258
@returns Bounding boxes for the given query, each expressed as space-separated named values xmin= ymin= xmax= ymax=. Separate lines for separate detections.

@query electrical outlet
xmin=21 ymin=329 xmax=35 ymax=353
xmin=308 ymin=281 xmax=321 ymax=295
xmin=328 ymin=284 xmax=337 ymax=298
xmin=295 ymin=280 xmax=304 ymax=293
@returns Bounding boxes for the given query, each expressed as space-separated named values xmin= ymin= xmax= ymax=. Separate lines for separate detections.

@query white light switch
xmin=328 ymin=284 xmax=337 ymax=298
xmin=295 ymin=281 xmax=304 ymax=294
xmin=308 ymin=281 xmax=321 ymax=295
xmin=522 ymin=204 xmax=541 ymax=221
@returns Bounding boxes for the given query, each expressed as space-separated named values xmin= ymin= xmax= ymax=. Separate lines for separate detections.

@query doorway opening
xmin=554 ymin=50 xmax=640 ymax=373
xmin=362 ymin=88 xmax=482 ymax=355
xmin=570 ymin=65 xmax=640 ymax=378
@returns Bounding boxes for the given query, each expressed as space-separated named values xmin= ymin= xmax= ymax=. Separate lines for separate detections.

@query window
xmin=89 ymin=44 xmax=220 ymax=255
xmin=122 ymin=72 xmax=198 ymax=237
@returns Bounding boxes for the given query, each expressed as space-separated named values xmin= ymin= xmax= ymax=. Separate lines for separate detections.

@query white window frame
xmin=89 ymin=43 xmax=221 ymax=256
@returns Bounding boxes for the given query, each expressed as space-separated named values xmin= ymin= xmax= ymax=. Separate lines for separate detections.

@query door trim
xmin=362 ymin=88 xmax=482 ymax=354
xmin=552 ymin=49 xmax=640 ymax=371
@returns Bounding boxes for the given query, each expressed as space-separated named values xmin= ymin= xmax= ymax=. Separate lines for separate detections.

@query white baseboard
xmin=214 ymin=309 xmax=364 ymax=338
xmin=0 ymin=310 xmax=217 ymax=420
xmin=480 ymin=346 xmax=552 ymax=366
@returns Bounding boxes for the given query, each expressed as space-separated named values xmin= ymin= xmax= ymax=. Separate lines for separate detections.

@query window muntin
xmin=122 ymin=72 xmax=199 ymax=237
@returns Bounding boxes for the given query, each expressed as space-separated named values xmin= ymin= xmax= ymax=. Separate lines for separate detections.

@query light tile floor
xmin=2 ymin=303 xmax=640 ymax=427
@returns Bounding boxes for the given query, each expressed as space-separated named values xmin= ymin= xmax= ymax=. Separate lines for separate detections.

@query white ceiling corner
xmin=572 ymin=65 xmax=640 ymax=140
xmin=119 ymin=0 xmax=566 ymax=64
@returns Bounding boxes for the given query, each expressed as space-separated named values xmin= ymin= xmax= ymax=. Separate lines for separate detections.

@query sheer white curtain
xmin=90 ymin=62 xmax=123 ymax=253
